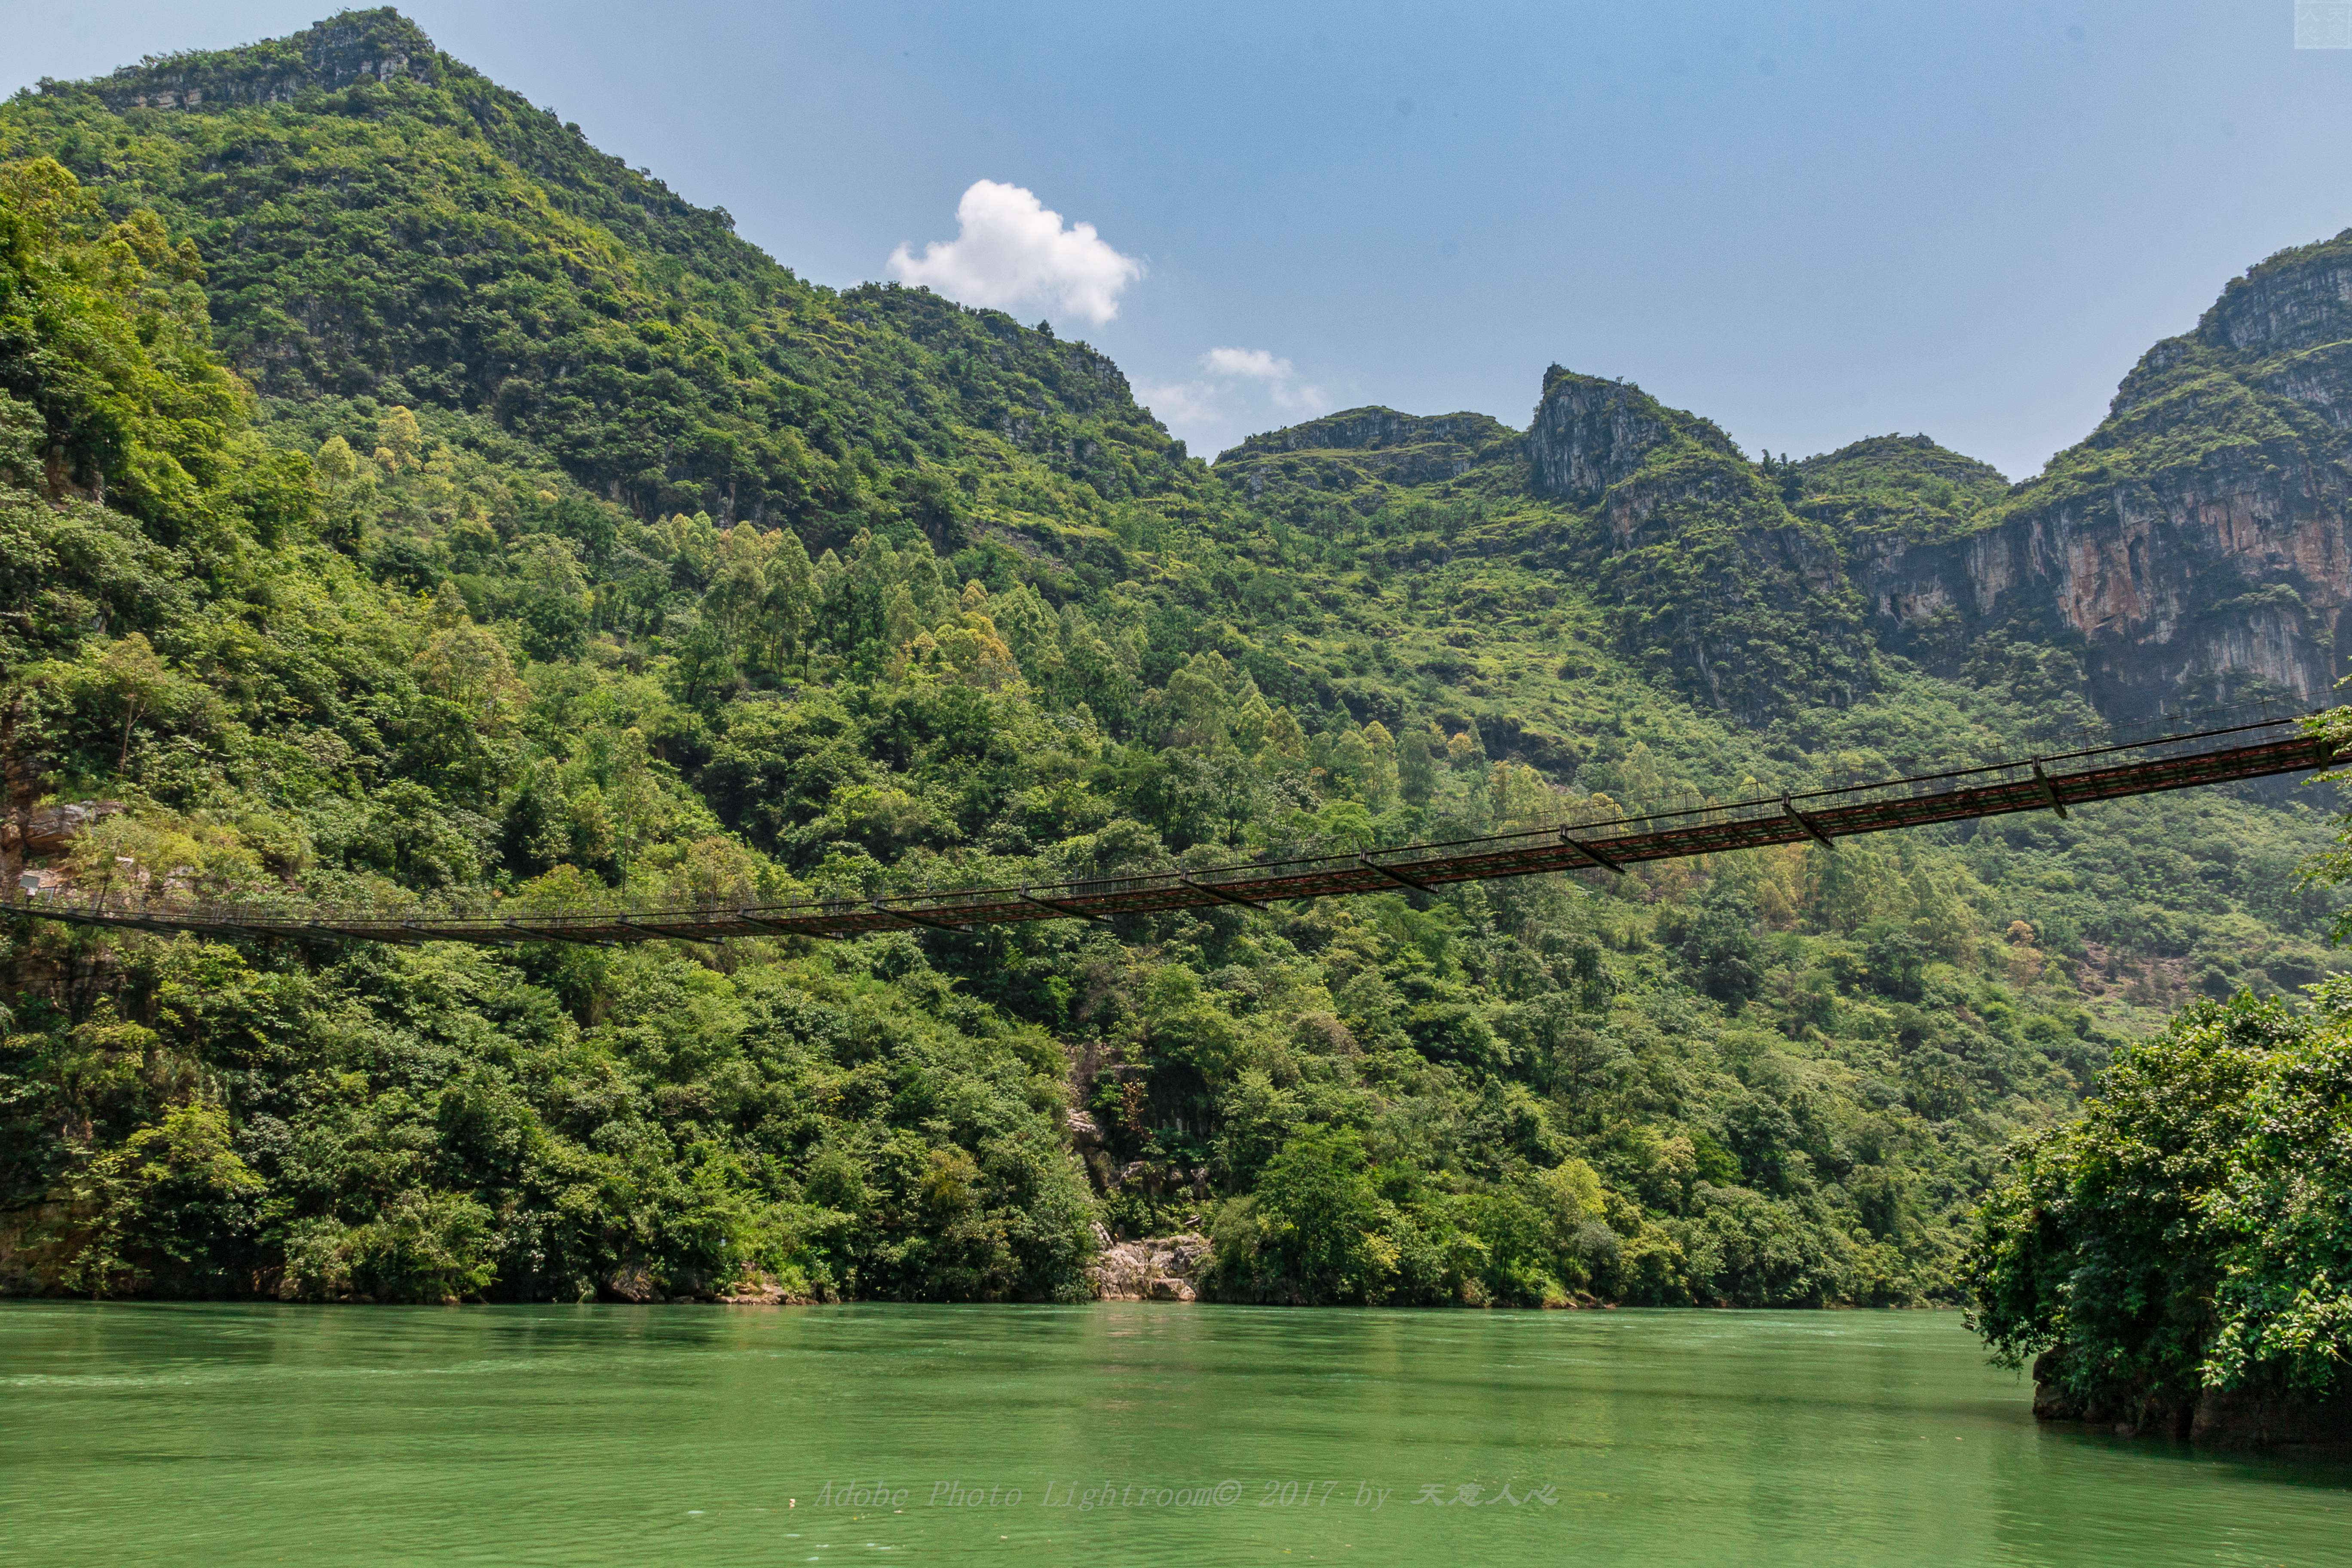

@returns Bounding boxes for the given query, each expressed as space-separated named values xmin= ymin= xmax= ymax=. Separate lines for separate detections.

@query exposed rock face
xmin=1212 ymin=229 xmax=2352 ymax=731
xmin=88 ymin=9 xmax=443 ymax=112
xmin=1526 ymin=369 xmax=1704 ymax=504
xmin=717 ymin=1274 xmax=816 ymax=1305
xmin=1065 ymin=1107 xmax=1115 ymax=1191
xmin=2202 ymin=239 xmax=2352 ymax=356
xmin=1846 ymin=485 xmax=2349 ymax=717
xmin=603 ymin=1262 xmax=661 ymax=1303
xmin=1552 ymin=231 xmax=2352 ymax=725
xmin=1522 ymin=373 xmax=1880 ymax=720
xmin=0 ymin=799 xmax=121 ymax=855
xmin=1090 ymin=1233 xmax=1210 ymax=1302
xmin=1831 ymin=232 xmax=2352 ymax=722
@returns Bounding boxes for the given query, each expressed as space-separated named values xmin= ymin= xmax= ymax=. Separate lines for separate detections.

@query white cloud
xmin=1202 ymin=346 xmax=1290 ymax=380
xmin=1130 ymin=379 xmax=1224 ymax=428
xmin=1200 ymin=345 xmax=1324 ymax=410
xmin=1133 ymin=345 xmax=1335 ymax=453
xmin=888 ymin=180 xmax=1143 ymax=325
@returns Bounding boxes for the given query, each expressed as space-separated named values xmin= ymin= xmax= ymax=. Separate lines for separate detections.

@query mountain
xmin=1225 ymin=229 xmax=2352 ymax=728
xmin=0 ymin=11 xmax=2344 ymax=1311
xmin=1222 ymin=286 xmax=2352 ymax=732
xmin=23 ymin=9 xmax=1195 ymax=536
xmin=1827 ymin=236 xmax=2352 ymax=720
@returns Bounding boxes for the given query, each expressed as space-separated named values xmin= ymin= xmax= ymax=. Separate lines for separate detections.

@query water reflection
xmin=1 ymin=1302 xmax=2343 ymax=1566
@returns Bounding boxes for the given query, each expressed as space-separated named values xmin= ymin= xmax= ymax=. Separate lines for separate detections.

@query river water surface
xmin=3 ymin=1302 xmax=2345 ymax=1565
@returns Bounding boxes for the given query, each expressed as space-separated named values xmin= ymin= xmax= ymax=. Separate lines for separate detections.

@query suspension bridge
xmin=7 ymin=707 xmax=2343 ymax=949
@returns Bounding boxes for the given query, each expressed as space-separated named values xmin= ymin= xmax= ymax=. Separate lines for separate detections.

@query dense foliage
xmin=1963 ymin=983 xmax=2352 ymax=1411
xmin=1 ymin=12 xmax=2344 ymax=1309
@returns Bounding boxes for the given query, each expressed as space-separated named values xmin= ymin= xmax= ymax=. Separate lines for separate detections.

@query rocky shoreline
xmin=2032 ymin=1354 xmax=2352 ymax=1455
xmin=641 ymin=1231 xmax=1214 ymax=1306
xmin=1087 ymin=1230 xmax=1210 ymax=1302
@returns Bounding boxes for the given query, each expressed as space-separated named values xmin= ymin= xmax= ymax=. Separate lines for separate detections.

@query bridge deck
xmin=11 ymin=717 xmax=2340 ymax=947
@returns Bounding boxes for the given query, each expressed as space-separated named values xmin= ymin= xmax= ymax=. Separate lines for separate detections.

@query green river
xmin=3 ymin=1302 xmax=2344 ymax=1565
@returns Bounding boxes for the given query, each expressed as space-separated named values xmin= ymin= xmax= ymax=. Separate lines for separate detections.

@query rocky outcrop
xmin=1530 ymin=374 xmax=1880 ymax=720
xmin=0 ymin=799 xmax=122 ymax=856
xmin=1846 ymin=479 xmax=2350 ymax=717
xmin=2199 ymin=233 xmax=2352 ymax=357
xmin=1212 ymin=227 xmax=2352 ymax=729
xmin=1066 ymin=1108 xmax=1210 ymax=1200
xmin=1830 ymin=233 xmax=2352 ymax=721
xmin=86 ymin=9 xmax=444 ymax=112
xmin=717 ymin=1273 xmax=819 ymax=1305
xmin=1066 ymin=1107 xmax=1210 ymax=1301
xmin=602 ymin=1262 xmax=663 ymax=1303
xmin=1566 ymin=230 xmax=2352 ymax=723
xmin=1065 ymin=1107 xmax=1114 ymax=1191
xmin=1090 ymin=1231 xmax=1210 ymax=1302
xmin=1527 ymin=370 xmax=1690 ymax=504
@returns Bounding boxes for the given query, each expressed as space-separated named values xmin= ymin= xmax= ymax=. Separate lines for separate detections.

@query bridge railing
xmin=10 ymin=698 xmax=2347 ymax=940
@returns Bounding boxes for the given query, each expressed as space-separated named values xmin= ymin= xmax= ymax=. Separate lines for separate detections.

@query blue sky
xmin=11 ymin=1 xmax=2352 ymax=477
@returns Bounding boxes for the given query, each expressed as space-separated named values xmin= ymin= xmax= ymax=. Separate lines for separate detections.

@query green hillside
xmin=0 ymin=10 xmax=2342 ymax=1309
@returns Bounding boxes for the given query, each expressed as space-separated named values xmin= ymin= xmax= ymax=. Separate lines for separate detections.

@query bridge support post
xmin=872 ymin=901 xmax=972 ymax=935
xmin=1560 ymin=830 xmax=1625 ymax=873
xmin=1782 ymin=795 xmax=1837 ymax=849
xmin=1181 ymin=874 xmax=1270 ymax=912
xmin=2031 ymin=761 xmax=2070 ymax=819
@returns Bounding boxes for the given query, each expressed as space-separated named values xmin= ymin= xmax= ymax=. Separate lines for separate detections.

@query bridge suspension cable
xmin=9 ymin=710 xmax=2342 ymax=948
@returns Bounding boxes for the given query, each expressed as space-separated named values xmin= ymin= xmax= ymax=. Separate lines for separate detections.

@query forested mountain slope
xmin=34 ymin=9 xmax=1192 ymax=527
xmin=0 ymin=10 xmax=2343 ymax=1310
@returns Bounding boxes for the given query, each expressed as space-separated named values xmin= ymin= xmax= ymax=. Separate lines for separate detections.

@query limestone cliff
xmin=1526 ymin=367 xmax=1729 ymax=504
xmin=1823 ymin=234 xmax=2352 ymax=721
xmin=1213 ymin=375 xmax=1882 ymax=722
xmin=89 ymin=8 xmax=444 ymax=111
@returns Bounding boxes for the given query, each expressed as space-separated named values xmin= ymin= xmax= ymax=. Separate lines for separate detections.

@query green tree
xmin=1212 ymin=1126 xmax=1391 ymax=1304
xmin=762 ymin=527 xmax=820 ymax=677
xmin=1965 ymin=988 xmax=2352 ymax=1421
xmin=1675 ymin=881 xmax=1763 ymax=1009
xmin=1397 ymin=724 xmax=1437 ymax=808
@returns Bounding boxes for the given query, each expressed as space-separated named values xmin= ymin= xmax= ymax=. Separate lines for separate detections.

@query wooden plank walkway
xmin=11 ymin=714 xmax=2339 ymax=948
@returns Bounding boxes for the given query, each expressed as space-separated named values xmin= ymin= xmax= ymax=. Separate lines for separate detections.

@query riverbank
xmin=2032 ymin=1352 xmax=2352 ymax=1456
